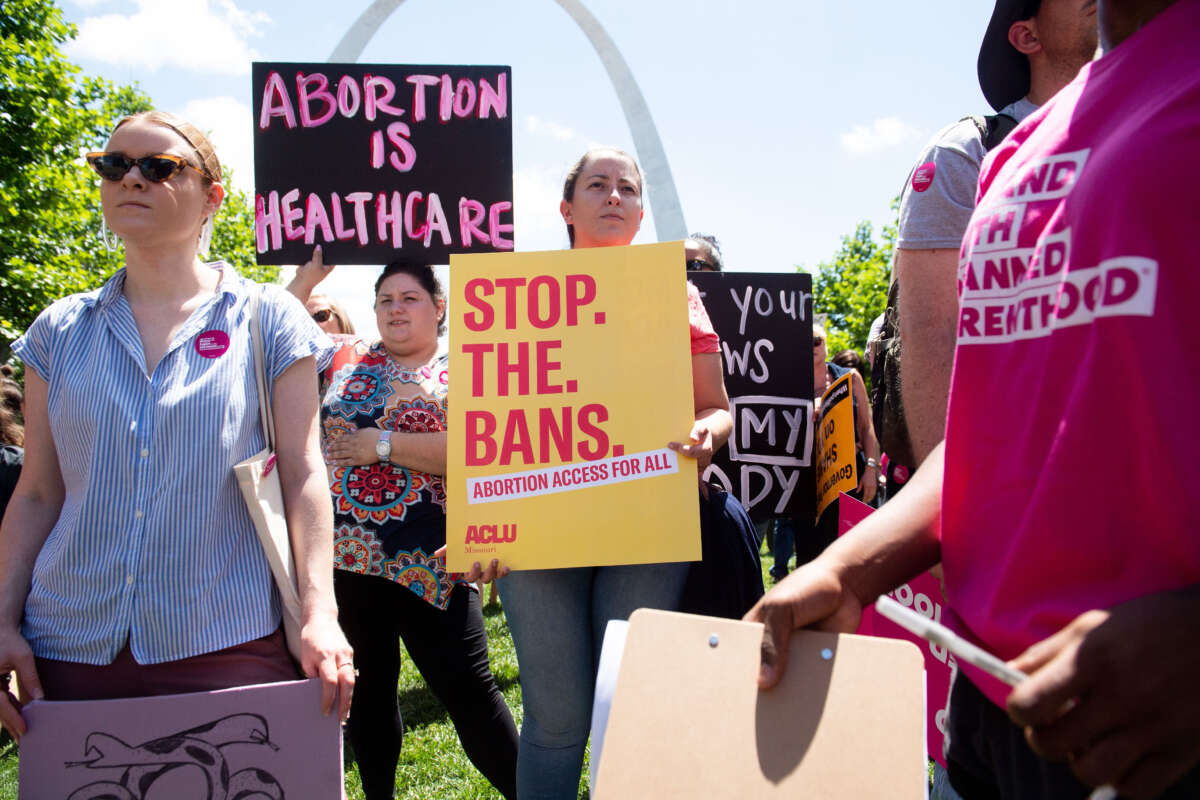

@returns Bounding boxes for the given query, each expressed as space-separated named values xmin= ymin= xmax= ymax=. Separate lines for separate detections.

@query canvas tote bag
xmin=234 ymin=287 xmax=304 ymax=664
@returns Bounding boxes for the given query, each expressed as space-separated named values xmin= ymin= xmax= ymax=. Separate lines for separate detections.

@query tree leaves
xmin=0 ymin=0 xmax=277 ymax=361
xmin=803 ymin=205 xmax=897 ymax=360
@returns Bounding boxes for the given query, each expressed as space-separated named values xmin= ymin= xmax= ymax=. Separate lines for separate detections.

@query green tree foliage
xmin=0 ymin=0 xmax=275 ymax=360
xmin=802 ymin=210 xmax=897 ymax=358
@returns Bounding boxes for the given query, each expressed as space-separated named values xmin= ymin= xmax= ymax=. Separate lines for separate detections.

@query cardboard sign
xmin=814 ymin=373 xmax=856 ymax=515
xmin=18 ymin=678 xmax=342 ymax=799
xmin=690 ymin=272 xmax=815 ymax=521
xmin=592 ymin=609 xmax=927 ymax=798
xmin=839 ymin=494 xmax=955 ymax=769
xmin=445 ymin=243 xmax=701 ymax=571
xmin=252 ymin=62 xmax=513 ymax=265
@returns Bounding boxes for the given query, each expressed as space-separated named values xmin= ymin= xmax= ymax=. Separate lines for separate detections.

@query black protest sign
xmin=691 ymin=272 xmax=815 ymax=521
xmin=252 ymin=63 xmax=513 ymax=265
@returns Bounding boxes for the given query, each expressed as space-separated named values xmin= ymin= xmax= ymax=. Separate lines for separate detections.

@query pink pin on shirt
xmin=912 ymin=162 xmax=936 ymax=192
xmin=195 ymin=330 xmax=230 ymax=358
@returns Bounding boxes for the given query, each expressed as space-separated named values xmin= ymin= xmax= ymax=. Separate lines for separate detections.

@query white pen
xmin=873 ymin=596 xmax=1118 ymax=800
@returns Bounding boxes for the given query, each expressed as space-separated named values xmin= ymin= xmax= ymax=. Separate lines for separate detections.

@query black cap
xmin=977 ymin=0 xmax=1040 ymax=111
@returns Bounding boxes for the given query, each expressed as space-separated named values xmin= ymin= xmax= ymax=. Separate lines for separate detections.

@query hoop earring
xmin=198 ymin=215 xmax=215 ymax=258
xmin=99 ymin=218 xmax=117 ymax=252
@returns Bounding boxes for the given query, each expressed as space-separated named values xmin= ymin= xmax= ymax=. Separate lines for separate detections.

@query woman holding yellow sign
xmin=288 ymin=256 xmax=518 ymax=800
xmin=494 ymin=147 xmax=734 ymax=799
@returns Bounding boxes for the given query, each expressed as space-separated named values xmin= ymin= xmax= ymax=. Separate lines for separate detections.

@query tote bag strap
xmin=248 ymin=285 xmax=277 ymax=452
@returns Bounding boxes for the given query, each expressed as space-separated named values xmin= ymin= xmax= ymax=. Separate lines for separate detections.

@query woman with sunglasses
xmin=492 ymin=147 xmax=733 ymax=799
xmin=288 ymin=253 xmax=518 ymax=800
xmin=308 ymin=295 xmax=356 ymax=336
xmin=0 ymin=111 xmax=353 ymax=739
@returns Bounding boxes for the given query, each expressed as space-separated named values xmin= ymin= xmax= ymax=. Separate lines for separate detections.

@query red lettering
xmin=465 ymin=411 xmax=497 ymax=466
xmin=577 ymin=403 xmax=609 ymax=460
xmin=565 ymin=274 xmax=596 ymax=324
xmin=538 ymin=406 xmax=572 ymax=463
xmin=462 ymin=280 xmax=494 ymax=332
xmin=494 ymin=277 xmax=527 ymax=329
xmin=528 ymin=275 xmax=560 ymax=329
xmin=497 ymin=342 xmax=530 ymax=396
xmin=461 ymin=343 xmax=493 ymax=397
xmin=500 ymin=410 xmax=534 ymax=466
xmin=536 ymin=340 xmax=563 ymax=394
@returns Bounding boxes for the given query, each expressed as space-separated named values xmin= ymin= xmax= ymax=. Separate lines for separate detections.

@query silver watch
xmin=375 ymin=430 xmax=392 ymax=462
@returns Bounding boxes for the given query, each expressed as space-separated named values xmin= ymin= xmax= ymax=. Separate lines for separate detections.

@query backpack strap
xmin=963 ymin=113 xmax=1019 ymax=152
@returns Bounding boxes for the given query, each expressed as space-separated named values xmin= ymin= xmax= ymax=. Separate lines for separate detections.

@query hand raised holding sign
xmin=285 ymin=245 xmax=336 ymax=305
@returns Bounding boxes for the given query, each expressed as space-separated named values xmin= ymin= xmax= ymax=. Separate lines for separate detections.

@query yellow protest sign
xmin=815 ymin=373 xmax=856 ymax=516
xmin=446 ymin=242 xmax=701 ymax=571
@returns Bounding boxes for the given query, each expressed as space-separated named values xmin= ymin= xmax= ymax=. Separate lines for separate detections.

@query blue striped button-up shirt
xmin=11 ymin=264 xmax=333 ymax=665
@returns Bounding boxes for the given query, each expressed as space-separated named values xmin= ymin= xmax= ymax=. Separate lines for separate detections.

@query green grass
xmin=0 ymin=552 xmax=783 ymax=799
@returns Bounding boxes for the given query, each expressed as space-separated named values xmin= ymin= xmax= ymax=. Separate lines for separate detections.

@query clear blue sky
xmin=62 ymin=0 xmax=998 ymax=337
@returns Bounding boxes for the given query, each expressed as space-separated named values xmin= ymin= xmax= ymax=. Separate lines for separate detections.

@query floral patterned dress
xmin=321 ymin=339 xmax=463 ymax=610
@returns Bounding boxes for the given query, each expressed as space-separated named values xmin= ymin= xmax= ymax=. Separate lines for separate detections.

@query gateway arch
xmin=329 ymin=0 xmax=687 ymax=240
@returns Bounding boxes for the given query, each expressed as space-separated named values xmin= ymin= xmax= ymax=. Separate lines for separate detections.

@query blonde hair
xmin=310 ymin=294 xmax=356 ymax=335
xmin=112 ymin=111 xmax=222 ymax=183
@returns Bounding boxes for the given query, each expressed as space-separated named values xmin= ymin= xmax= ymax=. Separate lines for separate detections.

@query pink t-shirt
xmin=941 ymin=0 xmax=1200 ymax=707
xmin=687 ymin=281 xmax=719 ymax=355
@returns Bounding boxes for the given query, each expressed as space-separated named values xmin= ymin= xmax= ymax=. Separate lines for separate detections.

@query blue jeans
xmin=770 ymin=518 xmax=795 ymax=578
xmin=497 ymin=562 xmax=688 ymax=799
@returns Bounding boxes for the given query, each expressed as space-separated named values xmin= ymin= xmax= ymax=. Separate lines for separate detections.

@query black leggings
xmin=335 ymin=570 xmax=518 ymax=800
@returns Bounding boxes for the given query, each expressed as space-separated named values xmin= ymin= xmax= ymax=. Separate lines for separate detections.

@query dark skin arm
xmin=1007 ymin=584 xmax=1200 ymax=799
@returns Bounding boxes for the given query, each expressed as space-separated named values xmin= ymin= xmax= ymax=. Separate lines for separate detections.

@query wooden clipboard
xmin=593 ymin=609 xmax=927 ymax=798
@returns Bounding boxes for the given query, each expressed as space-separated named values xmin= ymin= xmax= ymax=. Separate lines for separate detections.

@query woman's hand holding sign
xmin=0 ymin=627 xmax=41 ymax=741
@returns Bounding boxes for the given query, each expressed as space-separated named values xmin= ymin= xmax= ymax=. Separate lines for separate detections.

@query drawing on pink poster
xmin=18 ymin=678 xmax=342 ymax=799
xmin=837 ymin=493 xmax=955 ymax=767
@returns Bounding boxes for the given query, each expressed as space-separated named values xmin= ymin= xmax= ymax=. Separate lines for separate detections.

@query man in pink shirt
xmin=748 ymin=1 xmax=1200 ymax=798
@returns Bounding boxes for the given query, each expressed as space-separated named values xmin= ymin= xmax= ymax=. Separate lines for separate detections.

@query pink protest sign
xmin=838 ymin=493 xmax=955 ymax=768
xmin=18 ymin=678 xmax=342 ymax=799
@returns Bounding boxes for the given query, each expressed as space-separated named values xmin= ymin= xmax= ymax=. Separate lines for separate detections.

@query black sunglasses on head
xmin=86 ymin=151 xmax=208 ymax=183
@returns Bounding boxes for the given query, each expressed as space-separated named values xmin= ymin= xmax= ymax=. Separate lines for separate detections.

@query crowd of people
xmin=0 ymin=0 xmax=1196 ymax=798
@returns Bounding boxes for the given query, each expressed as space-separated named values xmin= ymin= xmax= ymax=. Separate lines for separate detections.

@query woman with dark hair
xmin=0 ymin=111 xmax=352 ymax=739
xmin=289 ymin=254 xmax=518 ymax=800
xmin=495 ymin=147 xmax=734 ymax=799
xmin=0 ymin=404 xmax=22 ymax=520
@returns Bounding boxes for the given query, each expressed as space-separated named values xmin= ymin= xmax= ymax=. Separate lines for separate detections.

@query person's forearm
xmin=278 ymin=451 xmax=338 ymax=621
xmin=387 ymin=431 xmax=448 ymax=475
xmin=824 ymin=441 xmax=945 ymax=605
xmin=272 ymin=357 xmax=337 ymax=621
